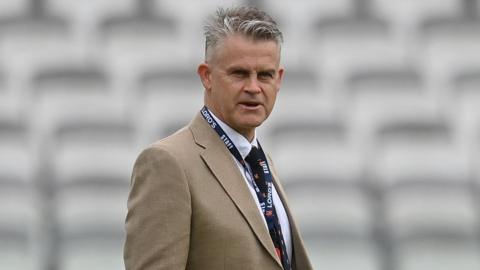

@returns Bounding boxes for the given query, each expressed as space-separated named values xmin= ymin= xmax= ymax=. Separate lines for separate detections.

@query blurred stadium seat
xmin=311 ymin=6 xmax=403 ymax=115
xmin=372 ymin=119 xmax=478 ymax=269
xmin=50 ymin=120 xmax=136 ymax=270
xmin=286 ymin=185 xmax=373 ymax=238
xmin=99 ymin=0 xmax=182 ymax=86
xmin=373 ymin=0 xmax=461 ymax=44
xmin=0 ymin=0 xmax=30 ymax=18
xmin=264 ymin=0 xmax=355 ymax=67
xmin=0 ymin=119 xmax=39 ymax=270
xmin=264 ymin=66 xmax=328 ymax=135
xmin=346 ymin=66 xmax=436 ymax=152
xmin=394 ymin=236 xmax=480 ymax=270
xmin=134 ymin=66 xmax=202 ymax=144
xmin=47 ymin=0 xmax=135 ymax=44
xmin=0 ymin=70 xmax=17 ymax=121
xmin=271 ymin=120 xmax=363 ymax=185
xmin=373 ymin=119 xmax=469 ymax=189
xmin=450 ymin=69 xmax=480 ymax=152
xmin=308 ymin=234 xmax=381 ymax=270
xmin=270 ymin=120 xmax=378 ymax=269
xmin=1 ymin=0 xmax=480 ymax=269
xmin=28 ymin=64 xmax=127 ymax=148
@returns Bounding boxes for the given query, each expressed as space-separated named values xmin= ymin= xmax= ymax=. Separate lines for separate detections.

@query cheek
xmin=265 ymin=85 xmax=279 ymax=101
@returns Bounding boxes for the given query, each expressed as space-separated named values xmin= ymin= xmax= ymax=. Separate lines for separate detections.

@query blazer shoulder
xmin=149 ymin=126 xmax=196 ymax=152
xmin=126 ymin=128 xmax=193 ymax=270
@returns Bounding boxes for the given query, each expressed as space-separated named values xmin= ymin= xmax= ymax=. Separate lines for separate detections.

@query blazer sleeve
xmin=124 ymin=146 xmax=191 ymax=270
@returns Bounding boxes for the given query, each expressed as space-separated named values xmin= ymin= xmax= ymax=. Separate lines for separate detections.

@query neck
xmin=239 ymin=129 xmax=255 ymax=143
xmin=205 ymin=106 xmax=256 ymax=143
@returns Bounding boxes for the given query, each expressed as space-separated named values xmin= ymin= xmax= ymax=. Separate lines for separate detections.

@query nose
xmin=244 ymin=74 xmax=261 ymax=93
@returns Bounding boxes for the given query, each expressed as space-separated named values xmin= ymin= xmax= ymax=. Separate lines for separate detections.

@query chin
xmin=242 ymin=118 xmax=264 ymax=129
xmin=241 ymin=111 xmax=267 ymax=122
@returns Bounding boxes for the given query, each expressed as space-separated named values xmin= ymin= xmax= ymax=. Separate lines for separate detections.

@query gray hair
xmin=203 ymin=6 xmax=283 ymax=61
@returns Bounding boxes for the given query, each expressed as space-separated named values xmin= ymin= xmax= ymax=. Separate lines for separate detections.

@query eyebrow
xmin=258 ymin=69 xmax=276 ymax=75
xmin=226 ymin=67 xmax=276 ymax=74
xmin=227 ymin=67 xmax=249 ymax=73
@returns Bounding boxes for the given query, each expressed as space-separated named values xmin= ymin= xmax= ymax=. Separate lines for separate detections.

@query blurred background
xmin=1 ymin=0 xmax=480 ymax=269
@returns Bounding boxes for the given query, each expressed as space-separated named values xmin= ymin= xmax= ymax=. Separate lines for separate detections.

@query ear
xmin=197 ymin=63 xmax=212 ymax=91
xmin=275 ymin=66 xmax=285 ymax=92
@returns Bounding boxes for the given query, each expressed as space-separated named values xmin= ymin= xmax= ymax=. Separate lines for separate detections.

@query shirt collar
xmin=208 ymin=108 xmax=258 ymax=159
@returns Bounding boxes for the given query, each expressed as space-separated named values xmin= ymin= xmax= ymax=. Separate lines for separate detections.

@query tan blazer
xmin=124 ymin=113 xmax=313 ymax=270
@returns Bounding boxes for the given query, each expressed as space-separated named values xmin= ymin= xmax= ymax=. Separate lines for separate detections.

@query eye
xmin=230 ymin=69 xmax=249 ymax=78
xmin=258 ymin=72 xmax=274 ymax=80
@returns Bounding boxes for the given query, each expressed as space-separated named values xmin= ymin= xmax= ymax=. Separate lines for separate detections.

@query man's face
xmin=198 ymin=34 xmax=284 ymax=140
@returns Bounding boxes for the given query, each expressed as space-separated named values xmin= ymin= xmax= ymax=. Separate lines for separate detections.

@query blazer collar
xmin=208 ymin=108 xmax=258 ymax=159
xmin=189 ymin=112 xmax=283 ymax=268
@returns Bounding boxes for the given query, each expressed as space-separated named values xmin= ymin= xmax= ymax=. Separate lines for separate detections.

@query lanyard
xmin=200 ymin=106 xmax=291 ymax=269
xmin=201 ymin=106 xmax=274 ymax=220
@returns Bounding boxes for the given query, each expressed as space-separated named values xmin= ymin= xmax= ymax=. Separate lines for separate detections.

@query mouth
xmin=239 ymin=101 xmax=262 ymax=110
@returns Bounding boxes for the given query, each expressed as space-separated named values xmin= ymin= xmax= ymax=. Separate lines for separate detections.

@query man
xmin=124 ymin=6 xmax=313 ymax=270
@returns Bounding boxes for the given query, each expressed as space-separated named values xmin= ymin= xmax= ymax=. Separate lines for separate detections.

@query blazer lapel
xmin=189 ymin=113 xmax=283 ymax=268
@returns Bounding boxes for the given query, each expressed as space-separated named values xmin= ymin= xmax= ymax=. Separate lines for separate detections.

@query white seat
xmin=54 ymin=150 xmax=129 ymax=270
xmin=99 ymin=8 xmax=184 ymax=100
xmin=265 ymin=0 xmax=355 ymax=31
xmin=0 ymin=122 xmax=42 ymax=267
xmin=306 ymin=235 xmax=381 ymax=270
xmin=0 ymin=72 xmax=25 ymax=123
xmin=373 ymin=121 xmax=476 ymax=239
xmin=347 ymin=67 xmax=435 ymax=152
xmin=56 ymin=188 xmax=129 ymax=237
xmin=47 ymin=0 xmax=135 ymax=42
xmin=52 ymin=120 xmax=138 ymax=187
xmin=272 ymin=67 xmax=324 ymax=114
xmin=419 ymin=20 xmax=480 ymax=121
xmin=287 ymin=186 xmax=373 ymax=237
xmin=53 ymin=127 xmax=131 ymax=268
xmin=0 ymin=119 xmax=40 ymax=270
xmin=449 ymin=70 xmax=480 ymax=153
xmin=58 ymin=233 xmax=124 ymax=270
xmin=0 ymin=20 xmax=82 ymax=132
xmin=0 ymin=7 xmax=73 ymax=74
xmin=371 ymin=0 xmax=460 ymax=40
xmin=0 ymin=188 xmax=37 ymax=240
xmin=0 ymin=0 xmax=29 ymax=17
xmin=156 ymin=0 xmax=285 ymax=65
xmin=28 ymin=65 xmax=128 ymax=150
xmin=395 ymin=238 xmax=480 ymax=270
xmin=280 ymin=67 xmax=320 ymax=94
xmin=266 ymin=90 xmax=333 ymax=136
xmin=0 ymin=122 xmax=34 ymax=184
xmin=53 ymin=141 xmax=136 ymax=187
xmin=314 ymin=34 xmax=407 ymax=111
xmin=51 ymin=121 xmax=134 ymax=270
xmin=385 ymin=187 xmax=478 ymax=239
xmin=271 ymin=121 xmax=372 ymax=238
xmin=135 ymin=67 xmax=203 ymax=144
xmin=270 ymin=121 xmax=363 ymax=186
xmin=373 ymin=121 xmax=468 ymax=187
xmin=0 ymin=244 xmax=34 ymax=270
xmin=159 ymin=0 xmax=243 ymax=23
xmin=264 ymin=0 xmax=355 ymax=67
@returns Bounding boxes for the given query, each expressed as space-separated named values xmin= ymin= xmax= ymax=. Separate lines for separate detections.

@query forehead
xmin=211 ymin=34 xmax=281 ymax=69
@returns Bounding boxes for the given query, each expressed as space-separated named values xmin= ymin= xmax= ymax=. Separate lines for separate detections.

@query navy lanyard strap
xmin=200 ymin=106 xmax=291 ymax=268
xmin=201 ymin=107 xmax=274 ymax=210
xmin=201 ymin=106 xmax=245 ymax=166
